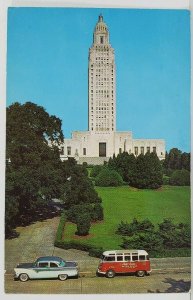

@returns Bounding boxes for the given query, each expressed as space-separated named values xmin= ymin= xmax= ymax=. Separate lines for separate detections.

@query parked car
xmin=14 ymin=256 xmax=79 ymax=282
xmin=97 ymin=249 xmax=151 ymax=278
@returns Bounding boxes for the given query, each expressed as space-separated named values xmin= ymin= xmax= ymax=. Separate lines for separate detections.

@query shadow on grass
xmin=147 ymin=277 xmax=191 ymax=293
xmin=5 ymin=201 xmax=64 ymax=240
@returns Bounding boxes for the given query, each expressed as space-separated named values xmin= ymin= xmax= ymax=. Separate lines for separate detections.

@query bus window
xmin=132 ymin=255 xmax=138 ymax=261
xmin=124 ymin=255 xmax=131 ymax=261
xmin=117 ymin=256 xmax=123 ymax=261
xmin=106 ymin=256 xmax=115 ymax=261
xmin=139 ymin=255 xmax=145 ymax=261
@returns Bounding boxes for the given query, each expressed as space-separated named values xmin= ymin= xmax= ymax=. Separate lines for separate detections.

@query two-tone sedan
xmin=14 ymin=256 xmax=79 ymax=282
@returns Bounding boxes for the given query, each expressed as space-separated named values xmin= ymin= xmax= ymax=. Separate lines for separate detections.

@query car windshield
xmin=59 ymin=260 xmax=66 ymax=267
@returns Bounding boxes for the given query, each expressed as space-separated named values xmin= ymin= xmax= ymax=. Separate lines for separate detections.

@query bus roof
xmin=102 ymin=250 xmax=148 ymax=256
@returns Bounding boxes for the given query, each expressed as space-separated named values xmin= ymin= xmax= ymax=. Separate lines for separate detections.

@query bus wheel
xmin=136 ymin=270 xmax=145 ymax=277
xmin=106 ymin=269 xmax=115 ymax=278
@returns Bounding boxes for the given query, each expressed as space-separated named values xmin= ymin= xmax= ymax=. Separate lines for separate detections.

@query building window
xmin=141 ymin=147 xmax=144 ymax=154
xmin=147 ymin=147 xmax=150 ymax=153
xmin=134 ymin=147 xmax=138 ymax=156
xmin=60 ymin=146 xmax=64 ymax=155
xmin=100 ymin=36 xmax=104 ymax=44
xmin=153 ymin=147 xmax=156 ymax=153
xmin=67 ymin=146 xmax=71 ymax=156
xmin=83 ymin=148 xmax=86 ymax=156
xmin=119 ymin=148 xmax=122 ymax=154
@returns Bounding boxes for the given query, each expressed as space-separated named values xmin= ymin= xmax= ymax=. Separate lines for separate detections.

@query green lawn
xmin=62 ymin=186 xmax=191 ymax=250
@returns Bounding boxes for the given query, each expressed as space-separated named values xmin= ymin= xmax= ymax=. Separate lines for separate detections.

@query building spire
xmin=99 ymin=14 xmax=103 ymax=22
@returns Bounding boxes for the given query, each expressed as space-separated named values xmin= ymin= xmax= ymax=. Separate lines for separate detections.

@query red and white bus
xmin=97 ymin=249 xmax=151 ymax=278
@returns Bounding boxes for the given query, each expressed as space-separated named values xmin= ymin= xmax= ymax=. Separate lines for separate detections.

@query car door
xmin=33 ymin=262 xmax=51 ymax=279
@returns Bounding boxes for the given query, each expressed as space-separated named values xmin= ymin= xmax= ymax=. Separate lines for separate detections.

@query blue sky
xmin=6 ymin=8 xmax=190 ymax=152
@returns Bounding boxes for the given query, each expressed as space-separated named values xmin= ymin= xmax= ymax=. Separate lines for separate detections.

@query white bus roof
xmin=102 ymin=250 xmax=148 ymax=256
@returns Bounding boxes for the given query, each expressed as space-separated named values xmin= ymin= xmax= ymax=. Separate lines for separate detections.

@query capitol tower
xmin=88 ymin=14 xmax=116 ymax=134
xmin=61 ymin=15 xmax=165 ymax=164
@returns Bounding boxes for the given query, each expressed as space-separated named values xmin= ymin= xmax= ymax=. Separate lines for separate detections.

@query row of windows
xmin=103 ymin=254 xmax=149 ymax=262
xmin=90 ymin=69 xmax=114 ymax=74
xmin=93 ymin=45 xmax=110 ymax=50
xmin=91 ymin=90 xmax=113 ymax=94
xmin=63 ymin=146 xmax=160 ymax=157
xmin=134 ymin=146 xmax=156 ymax=155
xmin=95 ymin=57 xmax=109 ymax=61
xmin=95 ymin=127 xmax=113 ymax=131
xmin=38 ymin=262 xmax=59 ymax=268
xmin=67 ymin=147 xmax=86 ymax=156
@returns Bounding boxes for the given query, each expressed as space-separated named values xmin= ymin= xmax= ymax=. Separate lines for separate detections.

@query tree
xmin=131 ymin=152 xmax=163 ymax=189
xmin=181 ymin=153 xmax=190 ymax=171
xmin=163 ymin=148 xmax=190 ymax=175
xmin=6 ymin=102 xmax=64 ymax=233
xmin=63 ymin=164 xmax=102 ymax=208
xmin=75 ymin=213 xmax=91 ymax=236
xmin=108 ymin=152 xmax=136 ymax=183
xmin=66 ymin=202 xmax=104 ymax=223
xmin=169 ymin=169 xmax=190 ymax=186
xmin=167 ymin=148 xmax=182 ymax=170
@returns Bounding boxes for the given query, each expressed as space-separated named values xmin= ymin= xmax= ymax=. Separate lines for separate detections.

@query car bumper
xmin=97 ymin=269 xmax=106 ymax=275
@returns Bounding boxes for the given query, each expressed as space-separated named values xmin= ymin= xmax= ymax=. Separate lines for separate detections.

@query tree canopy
xmin=163 ymin=148 xmax=190 ymax=174
xmin=6 ymin=102 xmax=65 ymax=234
xmin=6 ymin=102 xmax=103 ymax=236
xmin=107 ymin=151 xmax=163 ymax=189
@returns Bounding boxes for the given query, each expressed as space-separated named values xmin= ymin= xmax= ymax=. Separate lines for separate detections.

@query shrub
xmin=163 ymin=175 xmax=170 ymax=185
xmin=117 ymin=218 xmax=191 ymax=252
xmin=169 ymin=169 xmax=190 ymax=186
xmin=95 ymin=168 xmax=123 ymax=187
xmin=90 ymin=165 xmax=103 ymax=178
xmin=66 ymin=204 xmax=92 ymax=223
xmin=89 ymin=247 xmax=104 ymax=258
xmin=66 ymin=203 xmax=104 ymax=223
xmin=91 ymin=203 xmax=104 ymax=221
xmin=55 ymin=212 xmax=66 ymax=241
xmin=121 ymin=232 xmax=163 ymax=252
xmin=116 ymin=218 xmax=154 ymax=236
xmin=159 ymin=219 xmax=191 ymax=248
xmin=75 ymin=213 xmax=91 ymax=236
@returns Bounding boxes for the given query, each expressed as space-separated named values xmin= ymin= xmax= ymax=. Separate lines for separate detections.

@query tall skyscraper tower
xmin=61 ymin=15 xmax=165 ymax=164
xmin=88 ymin=15 xmax=116 ymax=133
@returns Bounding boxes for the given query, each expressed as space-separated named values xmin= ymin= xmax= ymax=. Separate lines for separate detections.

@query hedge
xmin=54 ymin=211 xmax=104 ymax=258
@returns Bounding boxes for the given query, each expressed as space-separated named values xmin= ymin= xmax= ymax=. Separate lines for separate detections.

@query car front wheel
xmin=19 ymin=273 xmax=29 ymax=282
xmin=106 ymin=270 xmax=115 ymax=278
xmin=58 ymin=274 xmax=68 ymax=281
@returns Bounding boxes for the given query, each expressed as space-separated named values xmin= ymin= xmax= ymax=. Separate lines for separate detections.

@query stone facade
xmin=60 ymin=15 xmax=165 ymax=165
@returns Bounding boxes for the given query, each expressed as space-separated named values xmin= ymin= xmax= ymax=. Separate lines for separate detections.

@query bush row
xmin=117 ymin=218 xmax=191 ymax=251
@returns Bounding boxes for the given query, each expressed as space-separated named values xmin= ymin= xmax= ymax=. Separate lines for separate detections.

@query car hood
xmin=16 ymin=262 xmax=35 ymax=268
xmin=65 ymin=261 xmax=77 ymax=268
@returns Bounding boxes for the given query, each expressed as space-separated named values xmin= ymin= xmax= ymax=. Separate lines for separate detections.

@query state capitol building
xmin=60 ymin=15 xmax=165 ymax=165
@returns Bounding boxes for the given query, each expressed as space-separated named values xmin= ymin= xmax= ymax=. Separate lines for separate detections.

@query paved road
xmin=4 ymin=272 xmax=191 ymax=294
xmin=4 ymin=216 xmax=191 ymax=294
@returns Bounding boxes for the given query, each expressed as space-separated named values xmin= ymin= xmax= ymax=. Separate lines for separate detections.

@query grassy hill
xmin=62 ymin=186 xmax=190 ymax=250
